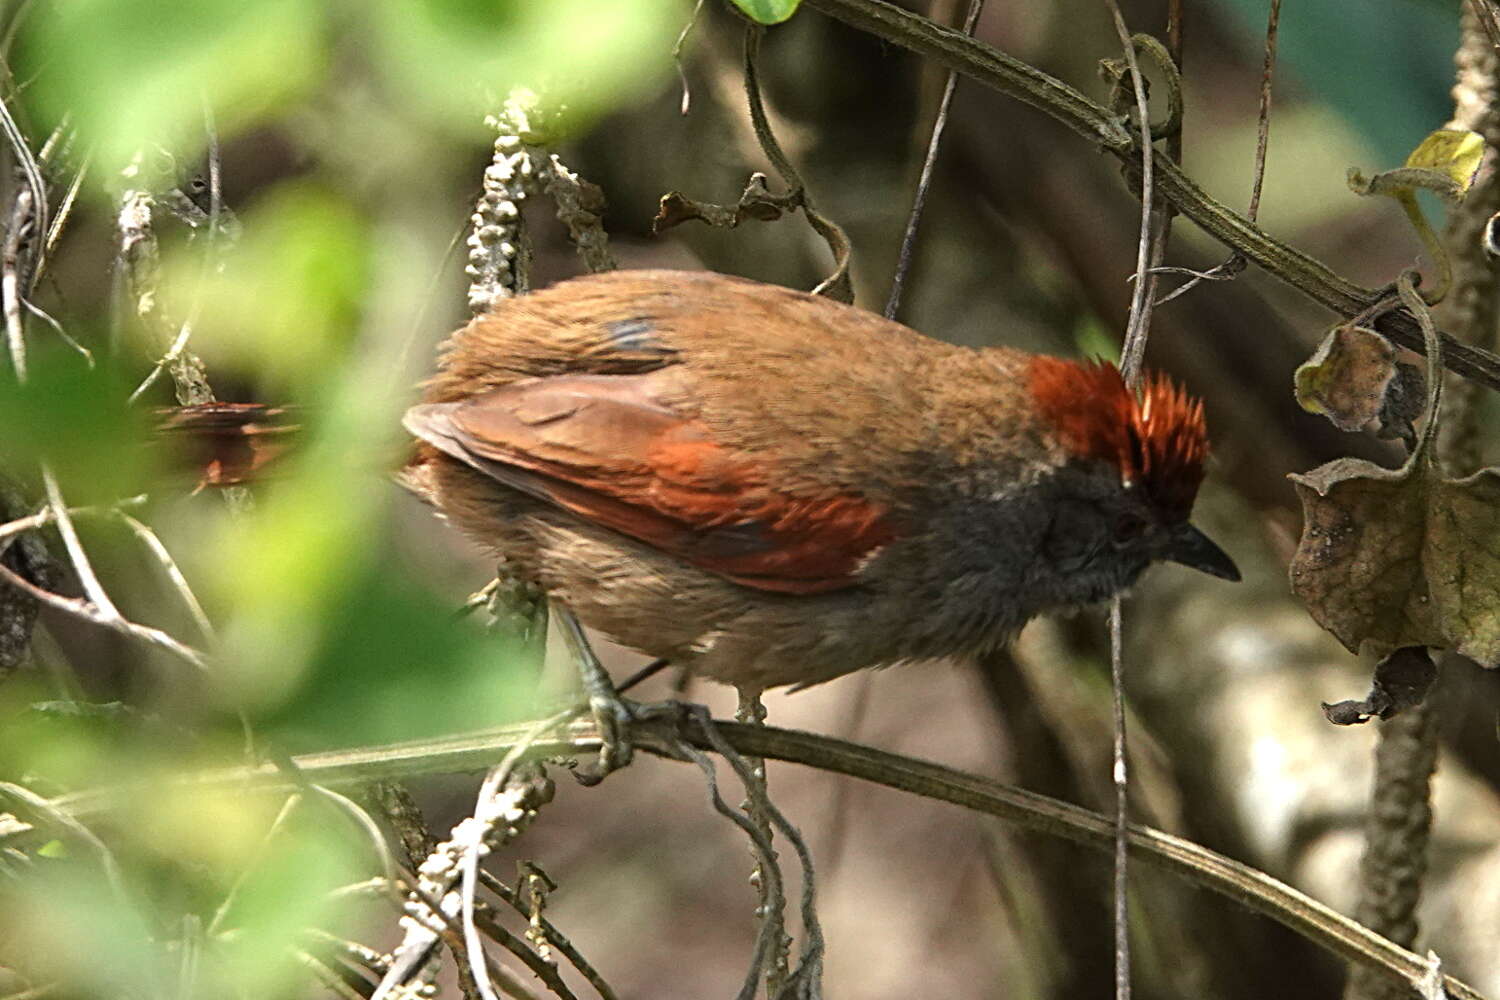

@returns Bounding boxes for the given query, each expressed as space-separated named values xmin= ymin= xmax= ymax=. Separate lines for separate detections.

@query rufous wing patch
xmin=403 ymin=373 xmax=895 ymax=594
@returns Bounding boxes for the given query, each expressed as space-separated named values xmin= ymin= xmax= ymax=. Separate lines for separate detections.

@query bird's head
xmin=1026 ymin=356 xmax=1240 ymax=588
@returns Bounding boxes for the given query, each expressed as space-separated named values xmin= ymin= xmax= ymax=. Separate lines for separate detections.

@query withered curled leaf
xmin=1293 ymin=323 xmax=1424 ymax=444
xmin=1321 ymin=646 xmax=1438 ymax=725
xmin=1289 ymin=274 xmax=1500 ymax=668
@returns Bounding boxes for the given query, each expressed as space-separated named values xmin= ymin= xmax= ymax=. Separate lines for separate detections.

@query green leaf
xmin=158 ymin=182 xmax=371 ymax=393
xmin=729 ymin=0 xmax=803 ymax=23
xmin=370 ymin=0 xmax=678 ymax=135
xmin=15 ymin=0 xmax=324 ymax=169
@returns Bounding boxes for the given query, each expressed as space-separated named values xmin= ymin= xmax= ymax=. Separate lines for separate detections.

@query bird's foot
xmin=573 ymin=688 xmax=637 ymax=786
xmin=556 ymin=605 xmax=639 ymax=786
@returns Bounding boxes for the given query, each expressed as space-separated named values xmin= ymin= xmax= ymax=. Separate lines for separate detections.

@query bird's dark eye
xmin=1112 ymin=511 xmax=1149 ymax=542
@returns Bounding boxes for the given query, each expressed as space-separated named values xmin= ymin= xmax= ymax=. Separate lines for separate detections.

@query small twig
xmin=0 ymin=557 xmax=207 ymax=670
xmin=34 ymin=156 xmax=87 ymax=285
xmin=127 ymin=320 xmax=196 ymax=403
xmin=733 ymin=688 xmax=789 ymax=998
xmin=2 ymin=185 xmax=33 ymax=380
xmin=113 ymin=509 xmax=215 ymax=641
xmin=0 ymin=780 xmax=127 ymax=902
xmin=885 ymin=0 xmax=987 ymax=320
xmin=1467 ymin=0 xmax=1500 ymax=57
xmin=1098 ymin=5 xmax=1165 ymax=996
xmin=207 ymin=793 xmax=303 ymax=937
xmin=478 ymin=870 xmax=620 ymax=1000
xmin=1247 ymin=0 xmax=1282 ymax=227
xmin=298 ymin=951 xmax=373 ymax=1000
xmin=40 ymin=468 xmax=117 ymax=618
xmin=1108 ymin=599 xmax=1130 ymax=1000
xmin=742 ymin=24 xmax=853 ymax=301
xmin=673 ymin=0 xmax=708 ymax=116
xmin=0 ymin=95 xmax=48 ymax=273
xmin=1103 ymin=6 xmax=1157 ymax=388
xmin=22 ymin=299 xmax=91 ymax=366
xmin=693 ymin=706 xmax=824 ymax=998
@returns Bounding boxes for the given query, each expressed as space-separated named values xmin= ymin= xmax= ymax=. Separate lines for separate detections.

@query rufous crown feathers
xmin=1026 ymin=357 xmax=1209 ymax=518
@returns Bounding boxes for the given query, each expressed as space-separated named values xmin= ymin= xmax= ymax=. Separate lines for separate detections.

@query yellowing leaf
xmin=1348 ymin=128 xmax=1485 ymax=204
xmin=1345 ymin=128 xmax=1484 ymax=302
xmin=1405 ymin=128 xmax=1485 ymax=197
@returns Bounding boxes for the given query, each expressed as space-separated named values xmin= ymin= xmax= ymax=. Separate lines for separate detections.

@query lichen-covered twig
xmin=370 ymin=717 xmax=560 ymax=1000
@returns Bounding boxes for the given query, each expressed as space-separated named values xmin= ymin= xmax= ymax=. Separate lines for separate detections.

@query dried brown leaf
xmin=1289 ymin=274 xmax=1500 ymax=668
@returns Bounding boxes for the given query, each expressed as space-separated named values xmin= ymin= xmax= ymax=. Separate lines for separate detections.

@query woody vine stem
xmin=801 ymin=0 xmax=1500 ymax=395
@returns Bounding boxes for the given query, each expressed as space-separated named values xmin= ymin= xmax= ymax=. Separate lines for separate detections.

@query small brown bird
xmin=403 ymin=269 xmax=1238 ymax=694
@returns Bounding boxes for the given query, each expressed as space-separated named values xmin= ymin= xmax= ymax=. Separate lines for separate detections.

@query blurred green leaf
xmin=257 ymin=557 xmax=536 ymax=748
xmin=16 ymin=0 xmax=325 ymax=168
xmin=160 ymin=182 xmax=371 ymax=393
xmin=0 ymin=348 xmax=152 ymax=503
xmin=371 ymin=0 xmax=679 ymax=134
xmin=36 ymin=839 xmax=67 ymax=858
xmin=729 ymin=0 xmax=803 ymax=24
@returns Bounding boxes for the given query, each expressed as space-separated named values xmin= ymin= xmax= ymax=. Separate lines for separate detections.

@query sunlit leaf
xmin=1347 ymin=127 xmax=1485 ymax=204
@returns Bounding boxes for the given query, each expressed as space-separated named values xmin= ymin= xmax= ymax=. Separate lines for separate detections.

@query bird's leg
xmin=736 ymin=686 xmax=790 ymax=997
xmin=557 ymin=606 xmax=635 ymax=785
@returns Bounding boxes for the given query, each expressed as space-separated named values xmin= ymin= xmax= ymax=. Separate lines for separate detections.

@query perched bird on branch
xmin=401 ymin=269 xmax=1238 ymax=698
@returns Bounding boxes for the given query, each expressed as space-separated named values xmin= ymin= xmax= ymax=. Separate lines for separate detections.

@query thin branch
xmin=52 ymin=715 xmax=1492 ymax=1000
xmin=40 ymin=468 xmax=118 ymax=618
xmin=478 ymin=870 xmax=620 ymax=1000
xmin=799 ymin=0 xmax=1500 ymax=394
xmin=885 ymin=0 xmax=987 ymax=320
xmin=1108 ymin=598 xmax=1130 ymax=1000
xmin=673 ymin=0 xmax=707 ymax=115
xmin=0 ymin=557 xmax=208 ymax=669
xmin=742 ymin=24 xmax=853 ymax=301
xmin=1247 ymin=0 xmax=1282 ymax=227
xmin=0 ymin=95 xmax=48 ymax=273
xmin=1104 ymin=8 xmax=1157 ymax=389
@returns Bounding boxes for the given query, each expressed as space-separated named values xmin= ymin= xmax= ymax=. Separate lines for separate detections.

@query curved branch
xmin=802 ymin=0 xmax=1500 ymax=395
xmin=46 ymin=716 xmax=1489 ymax=1000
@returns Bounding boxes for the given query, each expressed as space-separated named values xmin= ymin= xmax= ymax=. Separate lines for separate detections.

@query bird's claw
xmin=574 ymin=691 xmax=637 ymax=786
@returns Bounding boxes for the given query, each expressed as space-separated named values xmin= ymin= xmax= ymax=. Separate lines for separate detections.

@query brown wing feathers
xmin=404 ymin=371 xmax=896 ymax=595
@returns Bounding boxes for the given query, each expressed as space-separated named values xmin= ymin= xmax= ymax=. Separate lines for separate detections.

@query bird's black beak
xmin=1164 ymin=523 xmax=1240 ymax=581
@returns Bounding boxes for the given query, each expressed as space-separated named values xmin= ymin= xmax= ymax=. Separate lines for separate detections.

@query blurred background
xmin=1 ymin=0 xmax=1498 ymax=998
